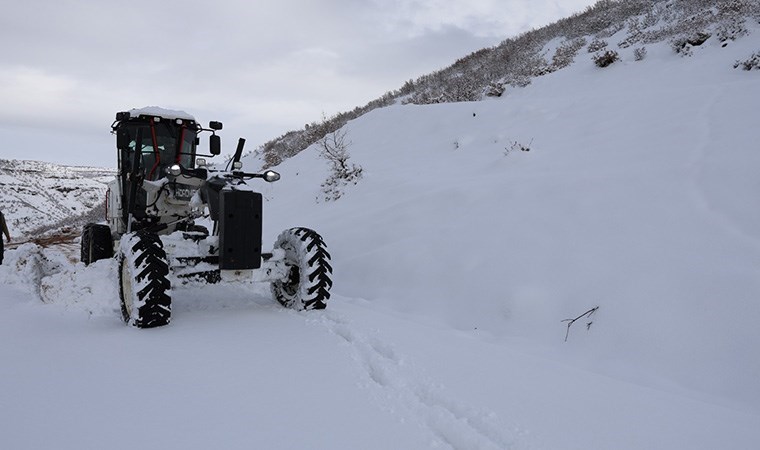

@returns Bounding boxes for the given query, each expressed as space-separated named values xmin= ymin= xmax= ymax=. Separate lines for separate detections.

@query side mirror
xmin=209 ymin=134 xmax=221 ymax=155
xmin=209 ymin=121 xmax=223 ymax=131
xmin=263 ymin=170 xmax=281 ymax=182
xmin=116 ymin=128 xmax=130 ymax=150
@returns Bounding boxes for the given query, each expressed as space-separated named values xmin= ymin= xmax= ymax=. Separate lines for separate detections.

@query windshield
xmin=122 ymin=122 xmax=196 ymax=180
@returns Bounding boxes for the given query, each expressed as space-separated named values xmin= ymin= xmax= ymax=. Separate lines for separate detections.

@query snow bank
xmin=1 ymin=242 xmax=118 ymax=317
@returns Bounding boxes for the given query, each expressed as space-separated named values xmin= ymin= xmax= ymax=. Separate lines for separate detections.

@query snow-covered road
xmin=1 ymin=244 xmax=758 ymax=449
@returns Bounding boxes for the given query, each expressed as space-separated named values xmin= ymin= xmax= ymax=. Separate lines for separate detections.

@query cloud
xmin=0 ymin=67 xmax=76 ymax=118
xmin=368 ymin=0 xmax=590 ymax=38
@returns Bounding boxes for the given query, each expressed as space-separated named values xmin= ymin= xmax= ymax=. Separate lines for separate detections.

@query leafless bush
xmin=504 ymin=138 xmax=533 ymax=156
xmin=593 ymin=50 xmax=620 ymax=67
xmin=734 ymin=51 xmax=760 ymax=70
xmin=484 ymin=81 xmax=506 ymax=97
xmin=634 ymin=46 xmax=648 ymax=61
xmin=551 ymin=38 xmax=588 ymax=70
xmin=587 ymin=38 xmax=608 ymax=53
xmin=716 ymin=17 xmax=749 ymax=42
xmin=317 ymin=129 xmax=363 ymax=202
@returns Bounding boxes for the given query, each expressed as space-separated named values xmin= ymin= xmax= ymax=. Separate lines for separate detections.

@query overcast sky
xmin=0 ymin=0 xmax=598 ymax=168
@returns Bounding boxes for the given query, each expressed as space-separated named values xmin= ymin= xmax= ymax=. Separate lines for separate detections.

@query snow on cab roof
xmin=128 ymin=106 xmax=196 ymax=121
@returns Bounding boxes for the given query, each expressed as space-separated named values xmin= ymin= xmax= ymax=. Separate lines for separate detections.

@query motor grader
xmin=81 ymin=107 xmax=332 ymax=328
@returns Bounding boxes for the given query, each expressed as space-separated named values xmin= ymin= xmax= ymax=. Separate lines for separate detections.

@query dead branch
xmin=562 ymin=306 xmax=599 ymax=342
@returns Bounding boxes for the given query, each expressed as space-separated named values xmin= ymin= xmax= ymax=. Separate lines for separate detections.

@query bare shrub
xmin=634 ymin=46 xmax=648 ymax=61
xmin=504 ymin=138 xmax=533 ymax=156
xmin=716 ymin=18 xmax=749 ymax=42
xmin=587 ymin=38 xmax=608 ymax=53
xmin=484 ymin=81 xmax=506 ymax=97
xmin=317 ymin=129 xmax=363 ymax=202
xmin=593 ymin=50 xmax=620 ymax=67
xmin=734 ymin=51 xmax=760 ymax=70
xmin=618 ymin=17 xmax=644 ymax=48
xmin=551 ymin=38 xmax=588 ymax=70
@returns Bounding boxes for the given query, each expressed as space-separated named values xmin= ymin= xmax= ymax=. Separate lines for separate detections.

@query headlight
xmin=264 ymin=170 xmax=281 ymax=182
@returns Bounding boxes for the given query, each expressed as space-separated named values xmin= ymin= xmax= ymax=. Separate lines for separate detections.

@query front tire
xmin=81 ymin=223 xmax=114 ymax=265
xmin=118 ymin=231 xmax=171 ymax=328
xmin=271 ymin=227 xmax=332 ymax=310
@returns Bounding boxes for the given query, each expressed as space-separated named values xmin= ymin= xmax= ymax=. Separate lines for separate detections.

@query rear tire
xmin=118 ymin=231 xmax=171 ymax=328
xmin=81 ymin=223 xmax=114 ymax=265
xmin=271 ymin=227 xmax=332 ymax=310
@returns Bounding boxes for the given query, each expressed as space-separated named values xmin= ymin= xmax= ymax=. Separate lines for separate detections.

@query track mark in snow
xmin=687 ymin=86 xmax=760 ymax=250
xmin=311 ymin=310 xmax=530 ymax=450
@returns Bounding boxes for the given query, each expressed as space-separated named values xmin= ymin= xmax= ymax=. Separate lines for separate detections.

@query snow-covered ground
xmin=0 ymin=159 xmax=112 ymax=235
xmin=2 ymin=23 xmax=759 ymax=450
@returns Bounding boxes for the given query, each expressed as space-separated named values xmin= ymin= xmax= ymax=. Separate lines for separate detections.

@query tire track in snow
xmin=309 ymin=309 xmax=531 ymax=450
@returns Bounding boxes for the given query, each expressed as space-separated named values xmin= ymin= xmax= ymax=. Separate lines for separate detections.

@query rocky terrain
xmin=0 ymin=159 xmax=114 ymax=238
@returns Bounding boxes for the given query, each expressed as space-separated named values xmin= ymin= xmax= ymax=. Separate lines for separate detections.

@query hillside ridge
xmin=0 ymin=158 xmax=113 ymax=237
xmin=256 ymin=0 xmax=760 ymax=167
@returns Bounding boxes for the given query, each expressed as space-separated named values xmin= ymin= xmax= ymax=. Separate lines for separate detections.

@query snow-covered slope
xmin=254 ymin=19 xmax=760 ymax=402
xmin=0 ymin=159 xmax=114 ymax=235
xmin=1 ymin=15 xmax=759 ymax=450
